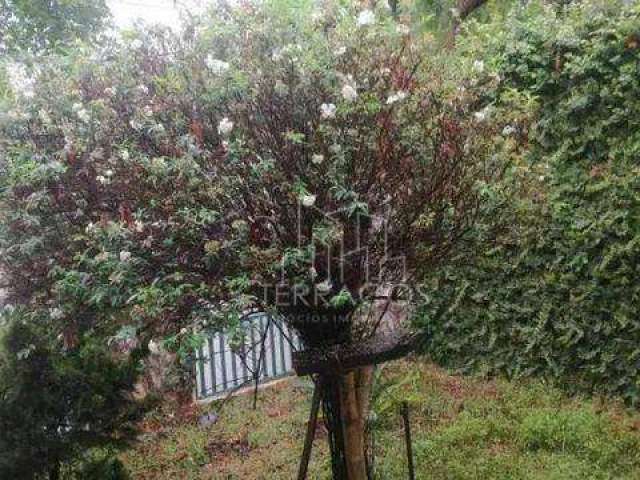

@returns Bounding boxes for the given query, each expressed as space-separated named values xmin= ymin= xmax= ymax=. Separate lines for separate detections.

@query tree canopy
xmin=0 ymin=0 xmax=109 ymax=55
xmin=0 ymin=1 xmax=500 ymax=351
xmin=0 ymin=2 xmax=502 ymax=476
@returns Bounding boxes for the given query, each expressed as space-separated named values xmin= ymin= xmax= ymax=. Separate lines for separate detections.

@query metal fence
xmin=195 ymin=313 xmax=301 ymax=400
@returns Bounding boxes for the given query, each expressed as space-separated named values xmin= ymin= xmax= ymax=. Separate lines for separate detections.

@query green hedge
xmin=420 ymin=1 xmax=640 ymax=403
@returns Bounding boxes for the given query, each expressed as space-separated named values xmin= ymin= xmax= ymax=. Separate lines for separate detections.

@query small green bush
xmin=0 ymin=312 xmax=140 ymax=479
xmin=65 ymin=449 xmax=130 ymax=480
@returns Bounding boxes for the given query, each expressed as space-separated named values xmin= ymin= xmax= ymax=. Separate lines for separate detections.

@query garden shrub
xmin=63 ymin=449 xmax=130 ymax=480
xmin=0 ymin=0 xmax=497 ymax=362
xmin=420 ymin=0 xmax=640 ymax=403
xmin=0 ymin=310 xmax=140 ymax=479
xmin=0 ymin=1 xmax=500 ymax=475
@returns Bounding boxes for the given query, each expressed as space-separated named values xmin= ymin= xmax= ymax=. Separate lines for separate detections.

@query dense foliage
xmin=0 ymin=313 xmax=139 ymax=478
xmin=0 ymin=0 xmax=498 ymax=356
xmin=0 ymin=0 xmax=109 ymax=55
xmin=421 ymin=0 xmax=640 ymax=403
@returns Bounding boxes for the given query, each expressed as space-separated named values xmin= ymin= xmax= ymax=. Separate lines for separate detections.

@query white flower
xmin=396 ymin=24 xmax=410 ymax=35
xmin=151 ymin=123 xmax=165 ymax=136
xmin=320 ymin=103 xmax=337 ymax=119
xmin=151 ymin=157 xmax=167 ymax=169
xmin=105 ymin=169 xmax=114 ymax=177
xmin=72 ymin=102 xmax=90 ymax=122
xmin=309 ymin=267 xmax=318 ymax=279
xmin=341 ymin=84 xmax=358 ymax=102
xmin=85 ymin=222 xmax=96 ymax=233
xmin=50 ymin=308 xmax=64 ymax=320
xmin=336 ymin=72 xmax=355 ymax=86
xmin=38 ymin=109 xmax=51 ymax=124
xmin=357 ymin=9 xmax=375 ymax=27
xmin=271 ymin=49 xmax=283 ymax=61
xmin=205 ymin=55 xmax=230 ymax=74
xmin=148 ymin=339 xmax=161 ymax=355
xmin=95 ymin=252 xmax=110 ymax=262
xmin=180 ymin=327 xmax=188 ymax=335
xmin=502 ymin=125 xmax=516 ymax=136
xmin=310 ymin=10 xmax=323 ymax=23
xmin=329 ymin=143 xmax=342 ymax=154
xmin=76 ymin=108 xmax=90 ymax=123
xmin=134 ymin=220 xmax=145 ymax=233
xmin=136 ymin=84 xmax=149 ymax=95
xmin=386 ymin=90 xmax=408 ymax=105
xmin=334 ymin=46 xmax=347 ymax=56
xmin=121 ymin=150 xmax=130 ymax=161
xmin=474 ymin=106 xmax=491 ymax=122
xmin=301 ymin=194 xmax=317 ymax=207
xmin=217 ymin=117 xmax=234 ymax=136
xmin=316 ymin=279 xmax=332 ymax=293
xmin=473 ymin=60 xmax=485 ymax=73
xmin=131 ymin=39 xmax=143 ymax=50
xmin=450 ymin=7 xmax=461 ymax=18
xmin=119 ymin=251 xmax=132 ymax=262
xmin=312 ymin=154 xmax=324 ymax=165
xmin=96 ymin=175 xmax=108 ymax=185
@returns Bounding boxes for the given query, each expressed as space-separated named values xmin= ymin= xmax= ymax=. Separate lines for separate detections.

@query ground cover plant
xmin=120 ymin=360 xmax=640 ymax=479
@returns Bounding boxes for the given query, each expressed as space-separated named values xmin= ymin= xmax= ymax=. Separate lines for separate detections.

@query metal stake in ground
xmin=401 ymin=401 xmax=415 ymax=480
xmin=297 ymin=379 xmax=322 ymax=480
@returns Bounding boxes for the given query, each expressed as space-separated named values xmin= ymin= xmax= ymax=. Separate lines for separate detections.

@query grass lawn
xmin=120 ymin=359 xmax=640 ymax=479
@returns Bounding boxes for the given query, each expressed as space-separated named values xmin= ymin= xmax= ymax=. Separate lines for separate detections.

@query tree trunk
xmin=323 ymin=366 xmax=375 ymax=479
xmin=339 ymin=371 xmax=367 ymax=479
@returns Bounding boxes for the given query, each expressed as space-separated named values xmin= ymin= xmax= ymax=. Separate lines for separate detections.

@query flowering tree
xmin=0 ymin=1 xmax=497 ymax=478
